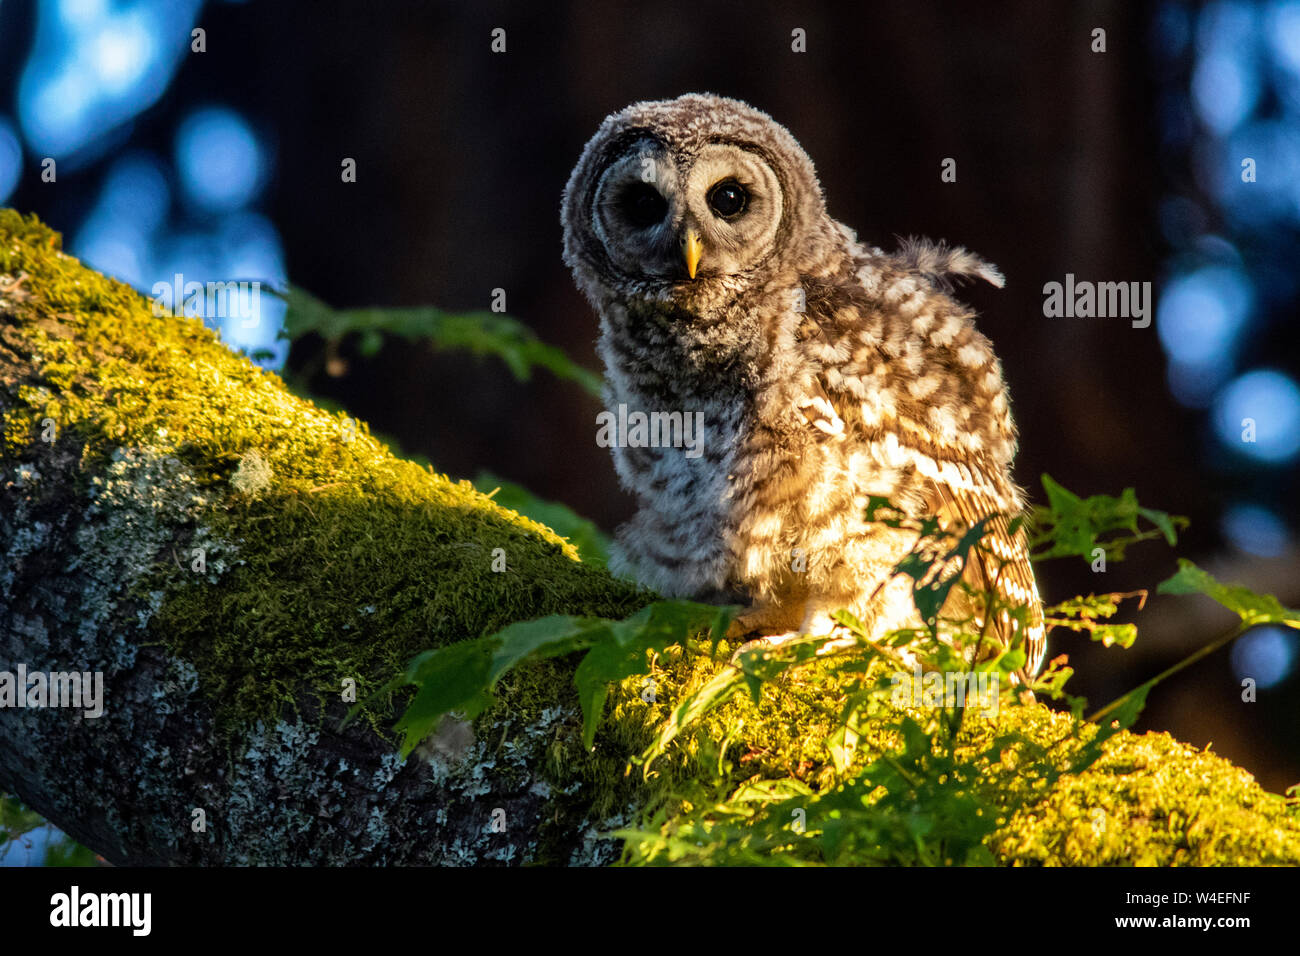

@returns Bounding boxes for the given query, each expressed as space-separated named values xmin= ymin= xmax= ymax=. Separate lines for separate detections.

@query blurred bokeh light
xmin=175 ymin=106 xmax=266 ymax=214
xmin=0 ymin=117 xmax=20 ymax=203
xmin=1212 ymin=368 xmax=1300 ymax=460
xmin=1155 ymin=0 xmax=1300 ymax=552
xmin=10 ymin=0 xmax=285 ymax=366
xmin=17 ymin=0 xmax=203 ymax=162
xmin=1231 ymin=624 xmax=1299 ymax=688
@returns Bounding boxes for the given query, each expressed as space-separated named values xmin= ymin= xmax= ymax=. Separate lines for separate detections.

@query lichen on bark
xmin=1 ymin=209 xmax=1298 ymax=866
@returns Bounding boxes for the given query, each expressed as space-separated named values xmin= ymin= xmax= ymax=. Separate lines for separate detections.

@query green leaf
xmin=271 ymin=285 xmax=604 ymax=398
xmin=489 ymin=615 xmax=603 ymax=680
xmin=639 ymin=667 xmax=746 ymax=773
xmin=1088 ymin=622 xmax=1137 ymax=648
xmin=1138 ymin=506 xmax=1180 ymax=546
xmin=1043 ymin=592 xmax=1145 ymax=648
xmin=391 ymin=639 xmax=496 ymax=757
xmin=829 ymin=609 xmax=868 ymax=637
xmin=1030 ymin=475 xmax=1186 ymax=563
xmin=887 ymin=513 xmax=995 ymax=635
xmin=1157 ymin=559 xmax=1300 ymax=628
xmin=390 ymin=601 xmax=731 ymax=759
xmin=827 ymin=723 xmax=861 ymax=774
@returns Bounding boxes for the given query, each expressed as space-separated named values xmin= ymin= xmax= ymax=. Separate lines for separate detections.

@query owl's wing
xmin=797 ymin=370 xmax=1045 ymax=682
xmin=924 ymin=478 xmax=1046 ymax=683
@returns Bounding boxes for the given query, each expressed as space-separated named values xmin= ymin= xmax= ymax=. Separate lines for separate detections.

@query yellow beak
xmin=683 ymin=229 xmax=703 ymax=280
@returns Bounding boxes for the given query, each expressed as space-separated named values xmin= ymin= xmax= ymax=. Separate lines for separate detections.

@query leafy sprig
xmin=271 ymin=285 xmax=604 ymax=398
xmin=1028 ymin=475 xmax=1186 ymax=562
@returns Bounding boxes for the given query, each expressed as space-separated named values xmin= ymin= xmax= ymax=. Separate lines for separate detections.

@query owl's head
xmin=562 ymin=94 xmax=838 ymax=311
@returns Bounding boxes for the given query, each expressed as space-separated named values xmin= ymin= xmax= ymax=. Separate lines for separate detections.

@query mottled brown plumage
xmin=562 ymin=94 xmax=1044 ymax=679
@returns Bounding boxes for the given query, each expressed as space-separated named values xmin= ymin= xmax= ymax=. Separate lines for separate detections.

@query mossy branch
xmin=0 ymin=211 xmax=648 ymax=864
xmin=1 ymin=210 xmax=1297 ymax=866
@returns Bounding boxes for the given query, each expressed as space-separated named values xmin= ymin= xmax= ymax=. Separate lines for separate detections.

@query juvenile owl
xmin=561 ymin=93 xmax=1044 ymax=680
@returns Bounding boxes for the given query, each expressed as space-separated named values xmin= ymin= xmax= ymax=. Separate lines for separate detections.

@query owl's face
xmin=563 ymin=94 xmax=839 ymax=311
xmin=590 ymin=139 xmax=785 ymax=282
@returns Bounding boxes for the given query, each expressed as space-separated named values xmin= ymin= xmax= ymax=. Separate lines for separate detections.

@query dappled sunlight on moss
xmin=599 ymin=645 xmax=1300 ymax=865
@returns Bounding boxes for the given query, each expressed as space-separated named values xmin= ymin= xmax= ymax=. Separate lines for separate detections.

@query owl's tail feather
xmin=893 ymin=236 xmax=1005 ymax=290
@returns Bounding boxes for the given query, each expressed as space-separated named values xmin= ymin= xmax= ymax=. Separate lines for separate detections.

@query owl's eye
xmin=620 ymin=183 xmax=668 ymax=228
xmin=707 ymin=179 xmax=748 ymax=219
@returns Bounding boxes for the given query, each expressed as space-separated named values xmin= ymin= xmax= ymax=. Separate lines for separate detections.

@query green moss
xmin=600 ymin=648 xmax=1300 ymax=865
xmin=0 ymin=209 xmax=647 ymax=739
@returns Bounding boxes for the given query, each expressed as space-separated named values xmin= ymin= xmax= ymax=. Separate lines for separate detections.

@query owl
xmin=561 ymin=93 xmax=1044 ymax=681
